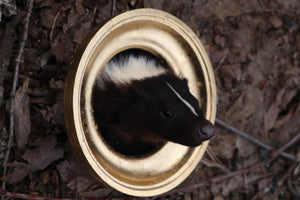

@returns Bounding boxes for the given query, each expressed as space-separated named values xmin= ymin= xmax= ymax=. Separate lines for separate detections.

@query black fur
xmin=93 ymin=52 xmax=214 ymax=156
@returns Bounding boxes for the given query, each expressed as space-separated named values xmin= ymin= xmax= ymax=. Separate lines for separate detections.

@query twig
xmin=250 ymin=173 xmax=275 ymax=200
xmin=146 ymin=0 xmax=154 ymax=8
xmin=205 ymin=147 xmax=230 ymax=173
xmin=271 ymin=133 xmax=300 ymax=160
xmin=91 ymin=7 xmax=97 ymax=23
xmin=1 ymin=0 xmax=34 ymax=196
xmin=215 ymin=118 xmax=300 ymax=163
xmin=207 ymin=146 xmax=223 ymax=166
xmin=160 ymin=161 xmax=262 ymax=196
xmin=111 ymin=0 xmax=117 ymax=16
xmin=214 ymin=52 xmax=227 ymax=72
xmin=200 ymin=158 xmax=231 ymax=173
xmin=277 ymin=162 xmax=298 ymax=186
xmin=50 ymin=11 xmax=61 ymax=41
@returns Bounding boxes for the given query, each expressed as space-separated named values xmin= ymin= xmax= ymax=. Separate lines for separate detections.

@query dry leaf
xmin=7 ymin=136 xmax=64 ymax=184
xmin=23 ymin=136 xmax=64 ymax=170
xmin=14 ymin=78 xmax=31 ymax=150
xmin=264 ymin=88 xmax=286 ymax=134
xmin=226 ymin=91 xmax=255 ymax=126
xmin=56 ymin=160 xmax=76 ymax=183
xmin=51 ymin=34 xmax=74 ymax=63
xmin=6 ymin=162 xmax=32 ymax=184
xmin=39 ymin=8 xmax=55 ymax=28
xmin=73 ymin=22 xmax=92 ymax=44
xmin=210 ymin=176 xmax=243 ymax=196
xmin=218 ymin=64 xmax=242 ymax=90
xmin=75 ymin=0 xmax=86 ymax=15
xmin=57 ymin=156 xmax=107 ymax=197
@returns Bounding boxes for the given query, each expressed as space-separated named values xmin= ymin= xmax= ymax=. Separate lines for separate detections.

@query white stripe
xmin=166 ymin=82 xmax=199 ymax=116
xmin=97 ymin=56 xmax=166 ymax=88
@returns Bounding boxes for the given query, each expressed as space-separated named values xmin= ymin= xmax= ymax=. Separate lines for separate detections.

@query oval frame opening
xmin=64 ymin=8 xmax=216 ymax=197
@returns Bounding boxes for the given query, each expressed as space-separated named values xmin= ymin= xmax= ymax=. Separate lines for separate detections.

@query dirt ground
xmin=0 ymin=0 xmax=299 ymax=199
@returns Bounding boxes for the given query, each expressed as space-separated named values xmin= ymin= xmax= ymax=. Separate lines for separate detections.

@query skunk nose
xmin=197 ymin=123 xmax=214 ymax=141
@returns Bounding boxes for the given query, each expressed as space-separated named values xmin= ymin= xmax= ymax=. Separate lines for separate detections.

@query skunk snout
xmin=197 ymin=122 xmax=214 ymax=141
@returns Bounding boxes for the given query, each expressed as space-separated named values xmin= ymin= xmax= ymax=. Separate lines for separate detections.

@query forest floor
xmin=0 ymin=0 xmax=299 ymax=199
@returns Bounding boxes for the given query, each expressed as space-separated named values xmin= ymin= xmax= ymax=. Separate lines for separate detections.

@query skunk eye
xmin=161 ymin=109 xmax=174 ymax=119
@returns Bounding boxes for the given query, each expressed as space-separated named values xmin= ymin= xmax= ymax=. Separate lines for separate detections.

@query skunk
xmin=93 ymin=50 xmax=214 ymax=156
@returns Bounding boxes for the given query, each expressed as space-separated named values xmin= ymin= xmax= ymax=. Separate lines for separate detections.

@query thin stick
xmin=111 ymin=0 xmax=116 ymax=16
xmin=277 ymin=162 xmax=297 ymax=186
xmin=1 ymin=0 xmax=34 ymax=196
xmin=50 ymin=11 xmax=61 ymax=41
xmin=271 ymin=133 xmax=300 ymax=159
xmin=200 ymin=158 xmax=231 ymax=173
xmin=215 ymin=118 xmax=300 ymax=163
xmin=214 ymin=52 xmax=227 ymax=72
xmin=161 ymin=162 xmax=262 ymax=196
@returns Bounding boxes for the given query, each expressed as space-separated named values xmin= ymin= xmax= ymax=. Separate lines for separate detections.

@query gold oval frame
xmin=64 ymin=9 xmax=216 ymax=197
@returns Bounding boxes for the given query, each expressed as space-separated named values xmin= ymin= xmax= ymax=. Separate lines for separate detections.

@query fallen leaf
xmin=236 ymin=137 xmax=259 ymax=166
xmin=63 ymin=8 xmax=80 ymax=32
xmin=51 ymin=34 xmax=74 ymax=63
xmin=73 ymin=22 xmax=92 ymax=44
xmin=95 ymin=3 xmax=112 ymax=24
xmin=57 ymin=155 xmax=107 ymax=197
xmin=40 ymin=8 xmax=55 ymax=28
xmin=218 ymin=64 xmax=242 ymax=90
xmin=210 ymin=176 xmax=243 ymax=196
xmin=7 ymin=136 xmax=64 ymax=184
xmin=258 ymin=177 xmax=273 ymax=190
xmin=14 ymin=78 xmax=31 ymax=150
xmin=264 ymin=88 xmax=286 ymax=134
xmin=23 ymin=135 xmax=64 ymax=170
xmin=225 ymin=90 xmax=255 ymax=126
xmin=75 ymin=0 xmax=86 ymax=15
xmin=6 ymin=162 xmax=32 ymax=184
xmin=274 ymin=90 xmax=299 ymax=129
xmin=209 ymin=126 xmax=236 ymax=161
xmin=56 ymin=160 xmax=75 ymax=183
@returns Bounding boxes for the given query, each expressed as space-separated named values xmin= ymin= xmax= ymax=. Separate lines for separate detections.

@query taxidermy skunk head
xmin=93 ymin=51 xmax=214 ymax=155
